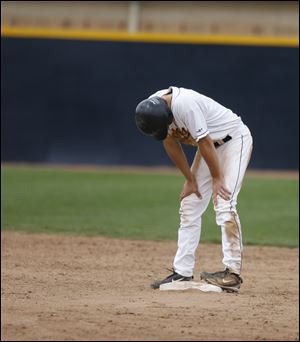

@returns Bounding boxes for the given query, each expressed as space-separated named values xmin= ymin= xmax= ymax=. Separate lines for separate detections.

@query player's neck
xmin=162 ymin=94 xmax=172 ymax=109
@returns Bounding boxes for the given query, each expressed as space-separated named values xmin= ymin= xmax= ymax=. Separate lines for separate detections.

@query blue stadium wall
xmin=1 ymin=36 xmax=299 ymax=169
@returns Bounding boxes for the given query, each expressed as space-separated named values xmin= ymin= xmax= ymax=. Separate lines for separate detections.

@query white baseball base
xmin=159 ymin=281 xmax=223 ymax=292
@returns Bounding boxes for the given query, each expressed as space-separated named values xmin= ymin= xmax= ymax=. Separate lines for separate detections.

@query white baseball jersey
xmin=149 ymin=86 xmax=242 ymax=145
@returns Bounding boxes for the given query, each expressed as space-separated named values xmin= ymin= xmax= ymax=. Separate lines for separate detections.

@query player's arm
xmin=191 ymin=147 xmax=202 ymax=174
xmin=163 ymin=135 xmax=201 ymax=200
xmin=197 ymin=135 xmax=231 ymax=203
xmin=178 ymin=147 xmax=203 ymax=201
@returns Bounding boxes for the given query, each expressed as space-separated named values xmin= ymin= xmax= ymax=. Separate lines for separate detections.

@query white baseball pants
xmin=173 ymin=124 xmax=253 ymax=277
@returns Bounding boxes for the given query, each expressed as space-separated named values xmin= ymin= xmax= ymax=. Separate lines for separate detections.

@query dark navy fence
xmin=1 ymin=37 xmax=299 ymax=169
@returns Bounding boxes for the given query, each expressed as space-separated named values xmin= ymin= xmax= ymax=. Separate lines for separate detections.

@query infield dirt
xmin=1 ymin=231 xmax=299 ymax=341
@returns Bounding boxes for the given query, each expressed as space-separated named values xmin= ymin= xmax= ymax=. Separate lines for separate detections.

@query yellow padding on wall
xmin=1 ymin=26 xmax=299 ymax=47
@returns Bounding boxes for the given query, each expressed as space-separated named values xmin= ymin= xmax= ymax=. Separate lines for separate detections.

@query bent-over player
xmin=135 ymin=86 xmax=253 ymax=292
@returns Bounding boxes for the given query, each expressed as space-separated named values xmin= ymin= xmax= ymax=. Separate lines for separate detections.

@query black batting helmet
xmin=135 ymin=96 xmax=173 ymax=140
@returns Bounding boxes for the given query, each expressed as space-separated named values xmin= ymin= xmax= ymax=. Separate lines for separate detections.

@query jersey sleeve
xmin=182 ymin=99 xmax=209 ymax=141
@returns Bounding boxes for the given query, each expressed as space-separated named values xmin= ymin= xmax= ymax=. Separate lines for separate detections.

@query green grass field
xmin=1 ymin=166 xmax=299 ymax=247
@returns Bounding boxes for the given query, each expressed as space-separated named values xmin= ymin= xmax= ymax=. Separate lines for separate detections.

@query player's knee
xmin=214 ymin=198 xmax=238 ymax=226
xmin=179 ymin=193 xmax=203 ymax=229
xmin=179 ymin=193 xmax=202 ymax=214
xmin=215 ymin=210 xmax=237 ymax=226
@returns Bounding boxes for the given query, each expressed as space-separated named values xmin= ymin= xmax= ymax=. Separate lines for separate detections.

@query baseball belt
xmin=214 ymin=135 xmax=232 ymax=148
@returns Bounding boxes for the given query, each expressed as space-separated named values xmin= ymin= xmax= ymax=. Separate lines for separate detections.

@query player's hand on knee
xmin=180 ymin=178 xmax=202 ymax=201
xmin=212 ymin=176 xmax=231 ymax=204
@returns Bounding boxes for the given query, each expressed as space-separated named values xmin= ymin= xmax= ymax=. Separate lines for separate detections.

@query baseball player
xmin=135 ymin=86 xmax=253 ymax=292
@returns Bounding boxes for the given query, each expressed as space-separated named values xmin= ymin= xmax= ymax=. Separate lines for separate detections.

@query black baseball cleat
xmin=200 ymin=268 xmax=243 ymax=292
xmin=151 ymin=269 xmax=193 ymax=289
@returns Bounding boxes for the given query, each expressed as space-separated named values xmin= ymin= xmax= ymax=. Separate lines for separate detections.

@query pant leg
xmin=173 ymin=159 xmax=212 ymax=277
xmin=214 ymin=125 xmax=253 ymax=275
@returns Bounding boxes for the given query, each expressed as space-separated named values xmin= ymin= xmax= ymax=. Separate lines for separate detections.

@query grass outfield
xmin=1 ymin=166 xmax=299 ymax=247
